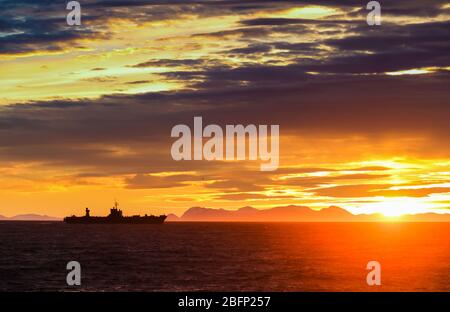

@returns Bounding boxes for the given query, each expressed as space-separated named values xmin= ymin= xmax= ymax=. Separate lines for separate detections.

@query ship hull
xmin=64 ymin=215 xmax=166 ymax=224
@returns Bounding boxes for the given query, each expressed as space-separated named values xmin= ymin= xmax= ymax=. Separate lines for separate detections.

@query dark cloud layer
xmin=1 ymin=70 xmax=449 ymax=174
xmin=2 ymin=0 xmax=449 ymax=56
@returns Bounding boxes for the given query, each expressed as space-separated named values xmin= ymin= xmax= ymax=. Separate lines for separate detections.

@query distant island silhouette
xmin=166 ymin=205 xmax=450 ymax=222
xmin=0 ymin=214 xmax=60 ymax=221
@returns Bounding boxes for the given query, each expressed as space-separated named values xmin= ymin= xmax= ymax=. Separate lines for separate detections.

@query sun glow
xmin=358 ymin=198 xmax=432 ymax=217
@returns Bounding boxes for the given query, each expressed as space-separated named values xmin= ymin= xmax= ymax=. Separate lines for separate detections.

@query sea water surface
xmin=0 ymin=222 xmax=449 ymax=291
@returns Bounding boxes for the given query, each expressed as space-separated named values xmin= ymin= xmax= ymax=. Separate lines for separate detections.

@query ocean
xmin=0 ymin=222 xmax=448 ymax=291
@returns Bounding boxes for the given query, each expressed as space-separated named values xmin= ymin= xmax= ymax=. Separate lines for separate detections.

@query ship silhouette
xmin=64 ymin=201 xmax=166 ymax=224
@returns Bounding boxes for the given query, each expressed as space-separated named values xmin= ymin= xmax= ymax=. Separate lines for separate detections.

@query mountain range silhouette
xmin=167 ymin=205 xmax=450 ymax=222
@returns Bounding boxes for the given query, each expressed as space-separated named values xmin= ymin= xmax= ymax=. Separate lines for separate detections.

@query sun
xmin=358 ymin=197 xmax=431 ymax=217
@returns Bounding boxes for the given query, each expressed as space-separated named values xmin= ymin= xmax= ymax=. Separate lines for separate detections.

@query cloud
xmin=125 ymin=173 xmax=207 ymax=189
xmin=313 ymin=184 xmax=392 ymax=198
xmin=375 ymin=187 xmax=450 ymax=198
xmin=129 ymin=59 xmax=206 ymax=68
xmin=205 ymin=179 xmax=267 ymax=192
xmin=313 ymin=184 xmax=450 ymax=198
xmin=278 ymin=174 xmax=391 ymax=188
xmin=125 ymin=80 xmax=152 ymax=85
xmin=213 ymin=193 xmax=295 ymax=201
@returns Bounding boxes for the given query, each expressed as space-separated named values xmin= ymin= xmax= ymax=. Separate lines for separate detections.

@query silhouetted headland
xmin=64 ymin=202 xmax=166 ymax=224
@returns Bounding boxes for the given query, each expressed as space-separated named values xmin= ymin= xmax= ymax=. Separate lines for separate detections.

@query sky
xmin=0 ymin=0 xmax=449 ymax=218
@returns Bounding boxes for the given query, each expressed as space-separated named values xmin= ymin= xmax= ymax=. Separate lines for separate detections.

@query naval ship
xmin=64 ymin=202 xmax=166 ymax=224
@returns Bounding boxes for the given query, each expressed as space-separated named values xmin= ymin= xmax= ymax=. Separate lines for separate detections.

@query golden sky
xmin=0 ymin=0 xmax=449 ymax=218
